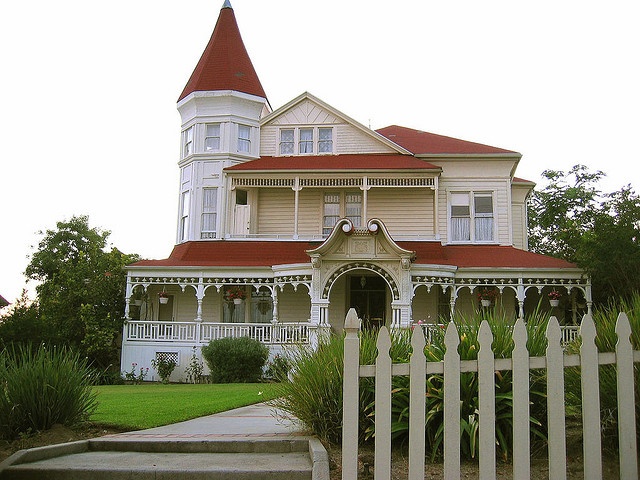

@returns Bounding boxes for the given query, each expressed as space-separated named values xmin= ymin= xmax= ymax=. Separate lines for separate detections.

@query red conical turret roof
xmin=178 ymin=1 xmax=266 ymax=102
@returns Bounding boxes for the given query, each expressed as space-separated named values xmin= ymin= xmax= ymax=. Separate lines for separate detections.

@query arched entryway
xmin=348 ymin=273 xmax=388 ymax=329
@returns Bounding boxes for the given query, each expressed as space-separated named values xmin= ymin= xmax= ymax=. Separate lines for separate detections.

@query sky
xmin=0 ymin=0 xmax=638 ymax=305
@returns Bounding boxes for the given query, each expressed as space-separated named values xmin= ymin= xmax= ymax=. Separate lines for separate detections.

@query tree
xmin=0 ymin=290 xmax=45 ymax=349
xmin=528 ymin=165 xmax=640 ymax=304
xmin=22 ymin=215 xmax=139 ymax=374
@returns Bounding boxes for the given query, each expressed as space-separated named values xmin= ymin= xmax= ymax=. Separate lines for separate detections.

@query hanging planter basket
xmin=550 ymin=299 xmax=560 ymax=307
xmin=159 ymin=290 xmax=169 ymax=304
xmin=233 ymin=298 xmax=243 ymax=305
xmin=481 ymin=299 xmax=492 ymax=307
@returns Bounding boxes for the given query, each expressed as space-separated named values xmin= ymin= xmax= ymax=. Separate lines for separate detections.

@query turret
xmin=175 ymin=1 xmax=269 ymax=243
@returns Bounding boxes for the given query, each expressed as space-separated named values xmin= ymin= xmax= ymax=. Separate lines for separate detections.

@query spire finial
xmin=222 ymin=0 xmax=232 ymax=8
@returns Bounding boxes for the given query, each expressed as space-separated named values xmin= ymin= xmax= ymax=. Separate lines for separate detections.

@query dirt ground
xmin=1 ymin=424 xmax=622 ymax=479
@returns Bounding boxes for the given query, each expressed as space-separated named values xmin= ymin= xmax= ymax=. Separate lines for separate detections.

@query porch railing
xmin=123 ymin=320 xmax=312 ymax=345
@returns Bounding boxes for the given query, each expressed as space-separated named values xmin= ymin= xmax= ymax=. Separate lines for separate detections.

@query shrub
xmin=264 ymin=353 xmax=292 ymax=381
xmin=201 ymin=336 xmax=269 ymax=383
xmin=0 ymin=344 xmax=98 ymax=440
xmin=184 ymin=347 xmax=204 ymax=384
xmin=151 ymin=355 xmax=177 ymax=384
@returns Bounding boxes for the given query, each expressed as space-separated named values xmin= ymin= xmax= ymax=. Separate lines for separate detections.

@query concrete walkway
xmin=106 ymin=402 xmax=305 ymax=439
xmin=0 ymin=403 xmax=330 ymax=479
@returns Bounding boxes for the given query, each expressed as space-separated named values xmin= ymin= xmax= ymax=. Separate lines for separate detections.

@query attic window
xmin=278 ymin=127 xmax=334 ymax=155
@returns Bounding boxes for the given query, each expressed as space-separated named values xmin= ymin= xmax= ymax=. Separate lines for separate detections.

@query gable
xmin=260 ymin=93 xmax=407 ymax=157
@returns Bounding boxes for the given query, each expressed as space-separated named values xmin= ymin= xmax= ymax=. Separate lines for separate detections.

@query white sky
xmin=1 ymin=0 xmax=638 ymax=305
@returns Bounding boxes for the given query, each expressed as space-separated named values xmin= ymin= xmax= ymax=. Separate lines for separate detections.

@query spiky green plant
xmin=0 ymin=344 xmax=98 ymax=440
xmin=564 ymin=291 xmax=640 ymax=446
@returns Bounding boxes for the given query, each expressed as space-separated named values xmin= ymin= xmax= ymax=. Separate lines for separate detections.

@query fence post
xmin=545 ymin=317 xmax=567 ymax=480
xmin=580 ymin=314 xmax=603 ymax=480
xmin=615 ymin=313 xmax=638 ymax=480
xmin=512 ymin=318 xmax=530 ymax=478
xmin=477 ymin=320 xmax=496 ymax=479
xmin=443 ymin=321 xmax=460 ymax=480
xmin=408 ymin=327 xmax=426 ymax=480
xmin=375 ymin=327 xmax=392 ymax=480
xmin=342 ymin=308 xmax=360 ymax=480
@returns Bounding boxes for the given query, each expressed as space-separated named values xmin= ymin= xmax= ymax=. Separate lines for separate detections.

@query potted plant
xmin=548 ymin=290 xmax=562 ymax=307
xmin=477 ymin=287 xmax=498 ymax=307
xmin=226 ymin=286 xmax=247 ymax=304
xmin=158 ymin=291 xmax=169 ymax=304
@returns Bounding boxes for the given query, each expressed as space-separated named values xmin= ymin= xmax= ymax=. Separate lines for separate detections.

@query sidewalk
xmin=105 ymin=402 xmax=305 ymax=439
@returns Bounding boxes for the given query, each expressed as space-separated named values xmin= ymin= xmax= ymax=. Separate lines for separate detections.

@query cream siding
xmin=257 ymin=189 xmax=295 ymax=234
xmin=367 ymin=188 xmax=434 ymax=237
xmin=334 ymin=124 xmax=397 ymax=154
xmin=278 ymin=285 xmax=311 ymax=323
xmin=298 ymin=189 xmax=322 ymax=235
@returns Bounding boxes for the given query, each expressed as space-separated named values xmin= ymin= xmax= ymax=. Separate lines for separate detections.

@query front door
xmin=349 ymin=275 xmax=386 ymax=329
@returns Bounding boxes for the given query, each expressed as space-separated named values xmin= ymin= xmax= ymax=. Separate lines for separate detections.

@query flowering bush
xmin=548 ymin=290 xmax=562 ymax=300
xmin=477 ymin=287 xmax=498 ymax=301
xmin=123 ymin=362 xmax=148 ymax=384
xmin=226 ymin=286 xmax=247 ymax=300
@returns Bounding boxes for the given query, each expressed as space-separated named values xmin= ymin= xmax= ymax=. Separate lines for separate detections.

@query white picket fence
xmin=341 ymin=309 xmax=639 ymax=480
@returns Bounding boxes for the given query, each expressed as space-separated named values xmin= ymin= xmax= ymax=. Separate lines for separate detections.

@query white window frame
xmin=201 ymin=187 xmax=217 ymax=239
xmin=323 ymin=191 xmax=362 ymax=236
xmin=278 ymin=127 xmax=334 ymax=155
xmin=205 ymin=123 xmax=221 ymax=152
xmin=182 ymin=126 xmax=193 ymax=158
xmin=180 ymin=190 xmax=190 ymax=242
xmin=448 ymin=191 xmax=495 ymax=244
xmin=237 ymin=125 xmax=251 ymax=153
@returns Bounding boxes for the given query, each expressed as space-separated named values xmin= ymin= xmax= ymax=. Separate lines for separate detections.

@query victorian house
xmin=121 ymin=1 xmax=589 ymax=381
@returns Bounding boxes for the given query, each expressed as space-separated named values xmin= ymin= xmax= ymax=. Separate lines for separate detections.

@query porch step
xmin=0 ymin=437 xmax=328 ymax=480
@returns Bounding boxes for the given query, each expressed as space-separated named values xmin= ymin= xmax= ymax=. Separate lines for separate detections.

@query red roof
xmin=225 ymin=154 xmax=441 ymax=171
xmin=376 ymin=125 xmax=517 ymax=155
xmin=178 ymin=4 xmax=266 ymax=102
xmin=130 ymin=241 xmax=576 ymax=270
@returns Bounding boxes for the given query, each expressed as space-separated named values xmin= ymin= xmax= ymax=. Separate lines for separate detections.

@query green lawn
xmin=91 ymin=383 xmax=279 ymax=431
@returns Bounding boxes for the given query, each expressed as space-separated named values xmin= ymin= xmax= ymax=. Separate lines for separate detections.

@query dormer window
xmin=182 ymin=126 xmax=193 ymax=157
xmin=318 ymin=128 xmax=333 ymax=153
xmin=280 ymin=129 xmax=294 ymax=154
xmin=279 ymin=127 xmax=334 ymax=155
xmin=205 ymin=124 xmax=221 ymax=151
xmin=237 ymin=125 xmax=251 ymax=153
xmin=299 ymin=128 xmax=314 ymax=153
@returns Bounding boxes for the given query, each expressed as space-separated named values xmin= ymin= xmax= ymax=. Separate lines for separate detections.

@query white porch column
xmin=293 ymin=177 xmax=300 ymax=240
xmin=517 ymin=278 xmax=525 ymax=319
xmin=196 ymin=279 xmax=204 ymax=322
xmin=361 ymin=177 xmax=369 ymax=222
xmin=272 ymin=288 xmax=279 ymax=323
xmin=124 ymin=276 xmax=133 ymax=320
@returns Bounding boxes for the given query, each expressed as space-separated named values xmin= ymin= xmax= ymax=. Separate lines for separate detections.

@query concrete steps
xmin=0 ymin=437 xmax=329 ymax=480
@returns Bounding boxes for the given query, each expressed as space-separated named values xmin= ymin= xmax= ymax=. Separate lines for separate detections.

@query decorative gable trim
xmin=262 ymin=92 xmax=411 ymax=155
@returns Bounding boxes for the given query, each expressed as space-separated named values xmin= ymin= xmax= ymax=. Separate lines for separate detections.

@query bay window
xmin=205 ymin=124 xmax=221 ymax=151
xmin=182 ymin=126 xmax=193 ymax=157
xmin=180 ymin=191 xmax=190 ymax=242
xmin=237 ymin=125 xmax=251 ymax=153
